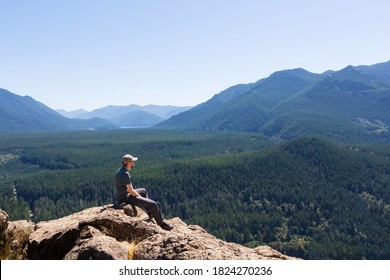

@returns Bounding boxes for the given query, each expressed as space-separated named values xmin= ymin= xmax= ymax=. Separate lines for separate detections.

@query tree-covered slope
xmin=2 ymin=130 xmax=389 ymax=259
xmin=143 ymin=137 xmax=390 ymax=259
xmin=262 ymin=66 xmax=390 ymax=141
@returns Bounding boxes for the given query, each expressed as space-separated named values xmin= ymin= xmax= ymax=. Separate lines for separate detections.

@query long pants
xmin=119 ymin=188 xmax=164 ymax=225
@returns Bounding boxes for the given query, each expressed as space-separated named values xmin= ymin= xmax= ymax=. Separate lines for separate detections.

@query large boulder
xmin=0 ymin=210 xmax=8 ymax=237
xmin=0 ymin=210 xmax=9 ymax=258
xmin=0 ymin=210 xmax=34 ymax=259
xmin=134 ymin=218 xmax=293 ymax=260
xmin=28 ymin=206 xmax=158 ymax=260
xmin=64 ymin=225 xmax=131 ymax=260
xmin=2 ymin=206 xmax=299 ymax=260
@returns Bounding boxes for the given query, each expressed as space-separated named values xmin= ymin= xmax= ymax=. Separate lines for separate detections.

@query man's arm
xmin=126 ymin=183 xmax=140 ymax=197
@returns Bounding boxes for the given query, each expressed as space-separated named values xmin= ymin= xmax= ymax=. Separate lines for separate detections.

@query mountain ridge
xmin=0 ymin=88 xmax=116 ymax=133
xmin=0 ymin=87 xmax=192 ymax=133
xmin=2 ymin=59 xmax=390 ymax=136
xmin=157 ymin=60 xmax=390 ymax=143
xmin=57 ymin=104 xmax=193 ymax=128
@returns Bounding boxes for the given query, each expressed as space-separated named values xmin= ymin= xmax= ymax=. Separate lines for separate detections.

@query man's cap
xmin=122 ymin=154 xmax=138 ymax=164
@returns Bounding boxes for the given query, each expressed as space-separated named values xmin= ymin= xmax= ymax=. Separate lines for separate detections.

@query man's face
xmin=128 ymin=161 xmax=135 ymax=169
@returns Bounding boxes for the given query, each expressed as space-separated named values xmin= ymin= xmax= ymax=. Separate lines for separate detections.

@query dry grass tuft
xmin=128 ymin=241 xmax=137 ymax=260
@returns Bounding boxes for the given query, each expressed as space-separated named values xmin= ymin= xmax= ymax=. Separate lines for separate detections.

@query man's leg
xmin=133 ymin=188 xmax=152 ymax=219
xmin=125 ymin=195 xmax=164 ymax=225
xmin=134 ymin=188 xmax=147 ymax=197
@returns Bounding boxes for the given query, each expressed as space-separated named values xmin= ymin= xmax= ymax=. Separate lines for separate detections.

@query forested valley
xmin=1 ymin=129 xmax=390 ymax=259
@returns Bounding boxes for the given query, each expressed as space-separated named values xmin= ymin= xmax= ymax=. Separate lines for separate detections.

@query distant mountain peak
xmin=327 ymin=64 xmax=388 ymax=87
xmin=270 ymin=67 xmax=314 ymax=77
xmin=339 ymin=65 xmax=362 ymax=74
xmin=56 ymin=109 xmax=89 ymax=119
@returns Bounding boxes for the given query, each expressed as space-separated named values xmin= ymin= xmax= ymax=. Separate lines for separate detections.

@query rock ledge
xmin=1 ymin=207 xmax=299 ymax=260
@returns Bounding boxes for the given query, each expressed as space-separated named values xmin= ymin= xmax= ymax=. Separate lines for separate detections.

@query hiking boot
xmin=159 ymin=221 xmax=174 ymax=231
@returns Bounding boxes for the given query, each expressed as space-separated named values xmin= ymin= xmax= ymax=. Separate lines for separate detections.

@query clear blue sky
xmin=1 ymin=0 xmax=389 ymax=111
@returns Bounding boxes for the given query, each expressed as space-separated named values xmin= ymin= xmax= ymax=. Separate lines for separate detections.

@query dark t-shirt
xmin=114 ymin=166 xmax=131 ymax=201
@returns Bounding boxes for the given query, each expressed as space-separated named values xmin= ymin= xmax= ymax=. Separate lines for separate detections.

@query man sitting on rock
xmin=114 ymin=154 xmax=173 ymax=231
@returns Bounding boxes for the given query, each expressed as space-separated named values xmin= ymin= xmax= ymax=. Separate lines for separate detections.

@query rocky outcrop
xmin=1 ymin=210 xmax=34 ymax=259
xmin=1 ymin=206 xmax=298 ymax=260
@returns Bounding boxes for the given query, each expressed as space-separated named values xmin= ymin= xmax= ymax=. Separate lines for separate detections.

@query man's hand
xmin=127 ymin=183 xmax=140 ymax=197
